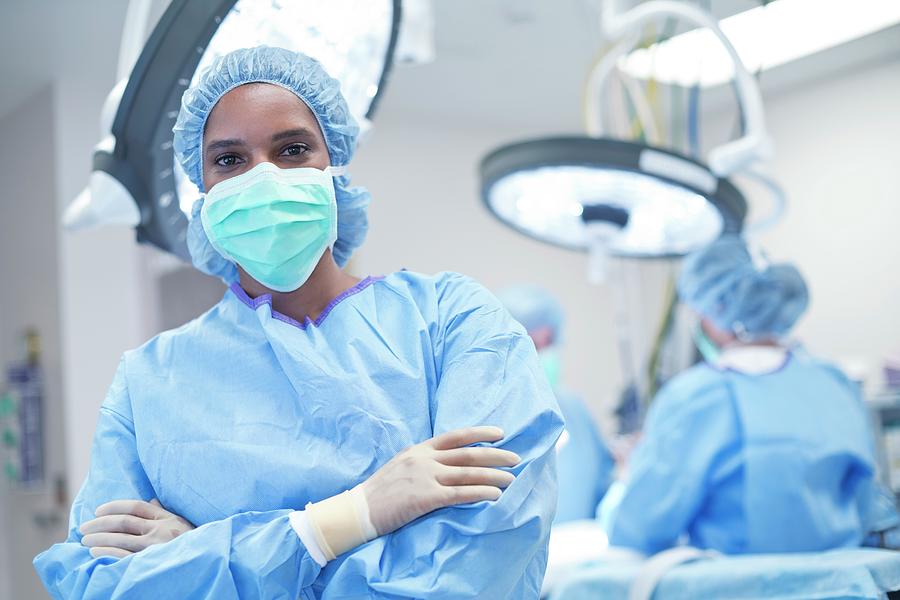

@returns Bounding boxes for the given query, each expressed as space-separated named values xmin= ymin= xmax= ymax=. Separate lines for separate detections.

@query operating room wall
xmin=702 ymin=56 xmax=900 ymax=389
xmin=0 ymin=87 xmax=68 ymax=600
xmin=50 ymin=1 xmax=150 ymax=496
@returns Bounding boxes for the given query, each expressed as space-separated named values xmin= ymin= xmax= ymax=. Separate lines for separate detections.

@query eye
xmin=214 ymin=153 xmax=242 ymax=168
xmin=281 ymin=143 xmax=310 ymax=157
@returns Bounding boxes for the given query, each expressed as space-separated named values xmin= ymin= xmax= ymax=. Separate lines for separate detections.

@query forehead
xmin=203 ymin=82 xmax=323 ymax=142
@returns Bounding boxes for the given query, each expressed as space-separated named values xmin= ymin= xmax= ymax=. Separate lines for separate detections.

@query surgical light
xmin=65 ymin=0 xmax=401 ymax=260
xmin=619 ymin=0 xmax=900 ymax=88
xmin=481 ymin=137 xmax=746 ymax=258
xmin=480 ymin=1 xmax=775 ymax=269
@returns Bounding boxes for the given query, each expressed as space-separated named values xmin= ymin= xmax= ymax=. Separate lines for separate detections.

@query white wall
xmin=0 ymin=87 xmax=68 ymax=600
xmin=50 ymin=2 xmax=152 ymax=494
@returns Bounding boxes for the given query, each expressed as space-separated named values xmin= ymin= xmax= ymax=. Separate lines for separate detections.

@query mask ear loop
xmin=732 ymin=321 xmax=752 ymax=343
xmin=323 ymin=165 xmax=345 ymax=254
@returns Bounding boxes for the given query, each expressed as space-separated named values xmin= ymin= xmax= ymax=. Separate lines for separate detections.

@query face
xmin=701 ymin=317 xmax=737 ymax=347
xmin=202 ymin=83 xmax=330 ymax=191
xmin=528 ymin=326 xmax=555 ymax=352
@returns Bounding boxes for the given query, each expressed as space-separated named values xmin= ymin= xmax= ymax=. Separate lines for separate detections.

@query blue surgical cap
xmin=497 ymin=285 xmax=565 ymax=342
xmin=173 ymin=45 xmax=370 ymax=279
xmin=678 ymin=235 xmax=809 ymax=339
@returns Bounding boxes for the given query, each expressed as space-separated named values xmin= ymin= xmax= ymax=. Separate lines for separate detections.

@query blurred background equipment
xmin=3 ymin=329 xmax=44 ymax=487
xmin=480 ymin=0 xmax=787 ymax=433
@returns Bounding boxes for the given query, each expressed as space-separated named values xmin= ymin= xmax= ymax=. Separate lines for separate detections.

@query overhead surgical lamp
xmin=64 ymin=0 xmax=402 ymax=259
xmin=481 ymin=0 xmax=780 ymax=280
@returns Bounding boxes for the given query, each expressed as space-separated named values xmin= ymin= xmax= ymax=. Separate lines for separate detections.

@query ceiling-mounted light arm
xmin=63 ymin=0 xmax=156 ymax=232
xmin=584 ymin=32 xmax=644 ymax=138
xmin=590 ymin=0 xmax=772 ymax=176
xmin=118 ymin=0 xmax=155 ymax=81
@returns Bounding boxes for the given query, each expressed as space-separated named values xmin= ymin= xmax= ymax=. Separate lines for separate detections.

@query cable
xmin=621 ymin=71 xmax=647 ymax=142
xmin=659 ymin=16 xmax=679 ymax=149
xmin=583 ymin=31 xmax=658 ymax=140
xmin=614 ymin=68 xmax=632 ymax=138
xmin=582 ymin=43 xmax=619 ymax=136
xmin=670 ymin=77 xmax=684 ymax=152
xmin=645 ymin=23 xmax=664 ymax=143
xmin=617 ymin=67 xmax=661 ymax=144
xmin=687 ymin=81 xmax=700 ymax=159
xmin=687 ymin=2 xmax=703 ymax=159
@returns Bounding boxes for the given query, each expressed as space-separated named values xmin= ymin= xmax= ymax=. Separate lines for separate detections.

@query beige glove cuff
xmin=304 ymin=485 xmax=377 ymax=561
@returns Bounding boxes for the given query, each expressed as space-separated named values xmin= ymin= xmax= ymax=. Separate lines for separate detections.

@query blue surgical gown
xmin=604 ymin=350 xmax=875 ymax=555
xmin=34 ymin=271 xmax=564 ymax=599
xmin=554 ymin=391 xmax=614 ymax=524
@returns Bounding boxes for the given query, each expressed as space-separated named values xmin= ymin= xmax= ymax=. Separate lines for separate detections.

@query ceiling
xmin=0 ymin=0 xmax=129 ymax=119
xmin=1 ymin=0 xmax=898 ymax=130
xmin=378 ymin=0 xmax=900 ymax=130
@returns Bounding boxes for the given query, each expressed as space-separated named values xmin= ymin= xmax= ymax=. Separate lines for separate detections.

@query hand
xmin=360 ymin=426 xmax=521 ymax=536
xmin=79 ymin=499 xmax=195 ymax=558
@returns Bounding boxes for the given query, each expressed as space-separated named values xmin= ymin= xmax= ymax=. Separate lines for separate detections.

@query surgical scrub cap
xmin=678 ymin=235 xmax=809 ymax=340
xmin=173 ymin=45 xmax=370 ymax=281
xmin=497 ymin=285 xmax=565 ymax=342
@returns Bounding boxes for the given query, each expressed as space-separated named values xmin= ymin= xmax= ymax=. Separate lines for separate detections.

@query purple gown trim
xmin=229 ymin=276 xmax=384 ymax=330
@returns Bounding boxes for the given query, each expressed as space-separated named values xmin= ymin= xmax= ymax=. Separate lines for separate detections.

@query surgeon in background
xmin=499 ymin=285 xmax=615 ymax=524
xmin=601 ymin=235 xmax=879 ymax=556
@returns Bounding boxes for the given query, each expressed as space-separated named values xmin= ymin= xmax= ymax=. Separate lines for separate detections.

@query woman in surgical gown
xmin=602 ymin=236 xmax=877 ymax=556
xmin=34 ymin=46 xmax=563 ymax=599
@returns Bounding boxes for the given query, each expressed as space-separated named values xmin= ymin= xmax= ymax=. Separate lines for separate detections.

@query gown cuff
xmin=289 ymin=510 xmax=328 ymax=567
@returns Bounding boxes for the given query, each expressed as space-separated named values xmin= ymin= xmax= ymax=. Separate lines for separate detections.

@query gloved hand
xmin=79 ymin=498 xmax=195 ymax=558
xmin=303 ymin=426 xmax=520 ymax=561
xmin=360 ymin=425 xmax=520 ymax=535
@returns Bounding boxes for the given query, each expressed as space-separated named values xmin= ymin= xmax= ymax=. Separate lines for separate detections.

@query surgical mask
xmin=539 ymin=349 xmax=562 ymax=390
xmin=693 ymin=325 xmax=721 ymax=364
xmin=201 ymin=162 xmax=342 ymax=293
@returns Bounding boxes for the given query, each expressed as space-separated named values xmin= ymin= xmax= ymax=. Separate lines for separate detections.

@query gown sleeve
xmin=34 ymin=358 xmax=323 ymax=600
xmin=318 ymin=273 xmax=565 ymax=599
xmin=605 ymin=371 xmax=739 ymax=555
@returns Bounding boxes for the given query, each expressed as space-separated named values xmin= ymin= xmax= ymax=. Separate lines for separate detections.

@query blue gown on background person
xmin=603 ymin=347 xmax=876 ymax=556
xmin=554 ymin=391 xmax=614 ymax=524
xmin=34 ymin=271 xmax=564 ymax=599
xmin=495 ymin=284 xmax=615 ymax=526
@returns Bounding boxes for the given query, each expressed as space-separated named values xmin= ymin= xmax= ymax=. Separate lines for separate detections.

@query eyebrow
xmin=271 ymin=128 xmax=316 ymax=142
xmin=205 ymin=138 xmax=245 ymax=153
xmin=204 ymin=128 xmax=316 ymax=155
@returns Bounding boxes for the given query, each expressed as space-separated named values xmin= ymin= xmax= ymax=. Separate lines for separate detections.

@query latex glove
xmin=303 ymin=426 xmax=520 ymax=561
xmin=360 ymin=425 xmax=520 ymax=535
xmin=79 ymin=498 xmax=195 ymax=558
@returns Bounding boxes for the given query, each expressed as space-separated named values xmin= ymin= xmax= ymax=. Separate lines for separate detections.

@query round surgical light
xmin=481 ymin=137 xmax=747 ymax=257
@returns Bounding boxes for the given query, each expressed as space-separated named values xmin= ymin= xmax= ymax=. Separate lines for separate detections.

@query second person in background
xmin=500 ymin=284 xmax=615 ymax=524
xmin=600 ymin=235 xmax=879 ymax=556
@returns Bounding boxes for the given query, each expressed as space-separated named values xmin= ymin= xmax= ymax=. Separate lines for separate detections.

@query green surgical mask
xmin=693 ymin=325 xmax=721 ymax=364
xmin=539 ymin=349 xmax=562 ymax=389
xmin=201 ymin=162 xmax=341 ymax=293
